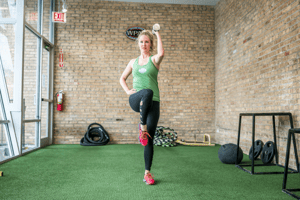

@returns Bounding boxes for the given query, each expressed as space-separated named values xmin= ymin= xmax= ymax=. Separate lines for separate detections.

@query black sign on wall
xmin=125 ymin=27 xmax=144 ymax=40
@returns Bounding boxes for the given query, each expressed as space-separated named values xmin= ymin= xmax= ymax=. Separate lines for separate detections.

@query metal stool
xmin=282 ymin=128 xmax=300 ymax=199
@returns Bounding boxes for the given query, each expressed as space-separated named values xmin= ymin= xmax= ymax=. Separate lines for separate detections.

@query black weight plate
xmin=249 ymin=140 xmax=264 ymax=160
xmin=261 ymin=141 xmax=275 ymax=164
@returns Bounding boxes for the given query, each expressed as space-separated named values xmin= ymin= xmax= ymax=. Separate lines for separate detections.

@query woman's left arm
xmin=153 ymin=31 xmax=164 ymax=69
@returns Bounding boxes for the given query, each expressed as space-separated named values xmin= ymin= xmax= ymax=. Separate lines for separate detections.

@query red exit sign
xmin=52 ymin=12 xmax=66 ymax=23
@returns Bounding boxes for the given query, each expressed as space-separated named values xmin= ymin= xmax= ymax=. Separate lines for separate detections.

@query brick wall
xmin=215 ymin=0 xmax=300 ymax=167
xmin=53 ymin=0 xmax=215 ymax=144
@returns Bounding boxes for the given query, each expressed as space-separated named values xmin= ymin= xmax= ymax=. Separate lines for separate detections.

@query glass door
xmin=23 ymin=28 xmax=53 ymax=150
xmin=40 ymin=41 xmax=53 ymax=147
xmin=22 ymin=27 xmax=41 ymax=151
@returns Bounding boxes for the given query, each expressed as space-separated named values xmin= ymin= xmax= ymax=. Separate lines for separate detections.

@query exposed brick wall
xmin=215 ymin=0 xmax=300 ymax=167
xmin=53 ymin=0 xmax=215 ymax=144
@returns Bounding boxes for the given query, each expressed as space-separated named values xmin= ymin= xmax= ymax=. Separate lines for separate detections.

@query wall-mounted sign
xmin=52 ymin=12 xmax=67 ymax=23
xmin=125 ymin=27 xmax=144 ymax=40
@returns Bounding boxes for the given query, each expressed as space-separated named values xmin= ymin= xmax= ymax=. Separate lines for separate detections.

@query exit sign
xmin=52 ymin=12 xmax=66 ymax=23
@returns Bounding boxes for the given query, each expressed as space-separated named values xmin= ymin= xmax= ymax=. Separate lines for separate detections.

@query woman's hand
xmin=127 ymin=89 xmax=137 ymax=95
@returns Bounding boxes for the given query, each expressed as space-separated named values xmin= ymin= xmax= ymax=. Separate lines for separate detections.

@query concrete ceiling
xmin=102 ymin=0 xmax=220 ymax=6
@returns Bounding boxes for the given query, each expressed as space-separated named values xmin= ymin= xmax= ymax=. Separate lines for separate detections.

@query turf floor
xmin=0 ymin=144 xmax=299 ymax=200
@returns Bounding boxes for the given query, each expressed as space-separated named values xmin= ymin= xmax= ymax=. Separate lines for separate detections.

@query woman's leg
xmin=144 ymin=101 xmax=160 ymax=172
xmin=129 ymin=89 xmax=153 ymax=127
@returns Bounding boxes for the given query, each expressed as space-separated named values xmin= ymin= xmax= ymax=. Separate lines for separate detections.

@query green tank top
xmin=132 ymin=56 xmax=160 ymax=102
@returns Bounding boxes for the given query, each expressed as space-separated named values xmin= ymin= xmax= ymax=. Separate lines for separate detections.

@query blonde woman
xmin=120 ymin=28 xmax=164 ymax=185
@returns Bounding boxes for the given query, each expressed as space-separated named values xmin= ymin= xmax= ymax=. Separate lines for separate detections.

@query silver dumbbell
xmin=152 ymin=23 xmax=160 ymax=34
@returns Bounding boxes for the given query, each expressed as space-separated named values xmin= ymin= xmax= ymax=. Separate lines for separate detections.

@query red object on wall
xmin=57 ymin=104 xmax=63 ymax=111
xmin=52 ymin=12 xmax=67 ymax=23
xmin=57 ymin=91 xmax=64 ymax=111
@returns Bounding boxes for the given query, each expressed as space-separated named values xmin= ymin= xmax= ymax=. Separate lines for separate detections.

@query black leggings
xmin=129 ymin=89 xmax=160 ymax=171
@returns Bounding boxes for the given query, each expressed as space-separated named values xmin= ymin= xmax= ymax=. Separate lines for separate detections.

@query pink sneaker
xmin=143 ymin=173 xmax=155 ymax=185
xmin=139 ymin=124 xmax=151 ymax=146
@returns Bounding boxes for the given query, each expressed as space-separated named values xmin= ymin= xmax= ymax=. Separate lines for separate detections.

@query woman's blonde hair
xmin=136 ymin=30 xmax=154 ymax=53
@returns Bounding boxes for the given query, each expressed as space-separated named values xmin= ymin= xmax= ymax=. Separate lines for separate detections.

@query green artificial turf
xmin=0 ymin=144 xmax=298 ymax=199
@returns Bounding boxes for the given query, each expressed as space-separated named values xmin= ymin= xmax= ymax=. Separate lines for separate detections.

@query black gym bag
xmin=80 ymin=123 xmax=110 ymax=146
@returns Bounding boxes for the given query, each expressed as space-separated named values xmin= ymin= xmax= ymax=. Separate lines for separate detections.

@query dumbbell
xmin=152 ymin=23 xmax=160 ymax=35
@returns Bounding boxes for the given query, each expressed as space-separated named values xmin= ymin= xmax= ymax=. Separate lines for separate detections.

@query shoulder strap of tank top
xmin=149 ymin=55 xmax=154 ymax=64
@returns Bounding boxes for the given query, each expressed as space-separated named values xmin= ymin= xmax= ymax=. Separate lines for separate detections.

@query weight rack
xmin=282 ymin=128 xmax=300 ymax=199
xmin=235 ymin=112 xmax=299 ymax=175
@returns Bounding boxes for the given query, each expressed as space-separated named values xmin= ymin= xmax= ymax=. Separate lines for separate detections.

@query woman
xmin=119 ymin=28 xmax=164 ymax=185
